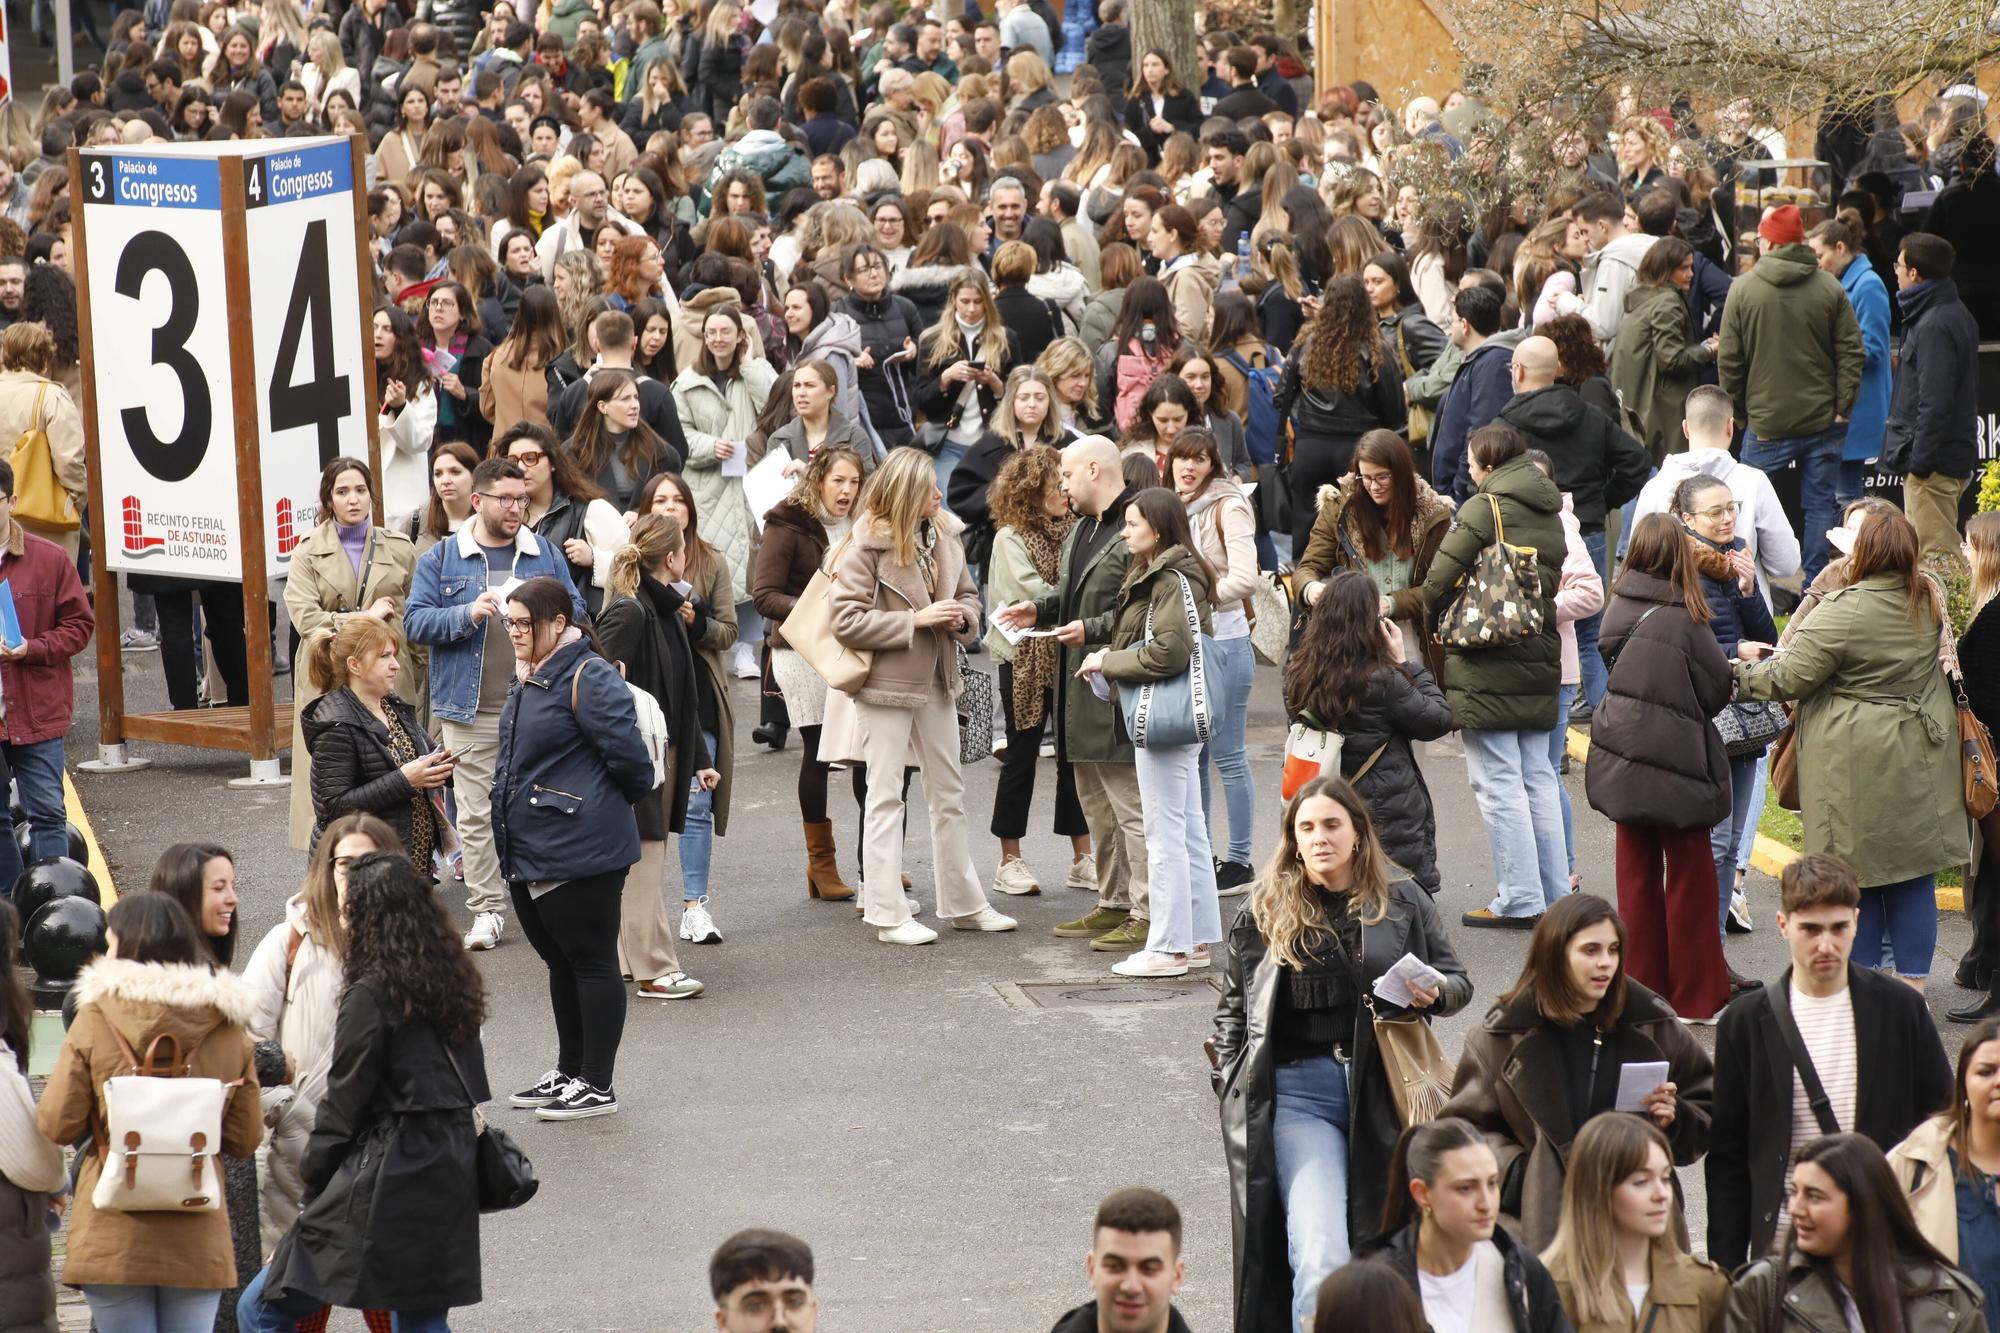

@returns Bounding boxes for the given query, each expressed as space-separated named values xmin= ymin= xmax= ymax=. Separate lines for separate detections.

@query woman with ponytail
xmin=299 ymin=616 xmax=450 ymax=862
xmin=591 ymin=516 xmax=712 ymax=998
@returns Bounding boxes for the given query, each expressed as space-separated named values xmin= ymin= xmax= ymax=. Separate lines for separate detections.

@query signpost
xmin=72 ymin=137 xmax=380 ymax=783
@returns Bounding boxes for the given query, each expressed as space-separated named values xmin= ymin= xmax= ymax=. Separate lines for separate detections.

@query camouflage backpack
xmin=1437 ymin=493 xmax=1545 ymax=650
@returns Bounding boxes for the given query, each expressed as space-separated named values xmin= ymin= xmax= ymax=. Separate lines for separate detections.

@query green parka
xmin=1733 ymin=573 xmax=1967 ymax=886
xmin=1100 ymin=545 xmax=1215 ymax=684
xmin=1420 ymin=454 xmax=1565 ymax=732
xmin=1610 ymin=282 xmax=1712 ymax=465
xmin=1031 ymin=490 xmax=1135 ymax=763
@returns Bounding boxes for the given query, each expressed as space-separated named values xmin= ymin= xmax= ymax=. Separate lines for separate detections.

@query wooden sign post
xmin=71 ymin=136 xmax=380 ymax=784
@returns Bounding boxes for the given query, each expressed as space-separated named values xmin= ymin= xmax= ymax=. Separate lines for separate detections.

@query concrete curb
xmin=1562 ymin=727 xmax=1963 ymax=913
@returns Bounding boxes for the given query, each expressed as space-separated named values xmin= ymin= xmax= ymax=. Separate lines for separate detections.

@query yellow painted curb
xmin=62 ymin=771 xmax=116 ymax=905
xmin=1564 ymin=727 xmax=1963 ymax=911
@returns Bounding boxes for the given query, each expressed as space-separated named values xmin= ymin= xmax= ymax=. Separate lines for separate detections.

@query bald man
xmin=992 ymin=437 xmax=1152 ymax=949
xmin=1495 ymin=333 xmax=1649 ymax=713
xmin=534 ymin=169 xmax=643 ymax=281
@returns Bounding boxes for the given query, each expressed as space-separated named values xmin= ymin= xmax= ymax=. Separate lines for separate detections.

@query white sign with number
xmin=242 ymin=139 xmax=365 ymax=568
xmin=80 ymin=139 xmax=369 ymax=582
xmin=79 ymin=148 xmax=242 ymax=580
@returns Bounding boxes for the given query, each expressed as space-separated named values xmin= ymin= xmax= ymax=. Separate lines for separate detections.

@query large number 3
xmin=270 ymin=218 xmax=351 ymax=467
xmin=115 ymin=231 xmax=212 ymax=483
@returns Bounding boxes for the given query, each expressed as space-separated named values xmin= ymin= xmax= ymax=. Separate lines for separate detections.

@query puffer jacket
xmin=241 ymin=893 xmax=340 ymax=1253
xmin=828 ymin=512 xmax=980 ymax=707
xmin=1686 ymin=530 xmax=1777 ymax=659
xmin=1078 ymin=285 xmax=1126 ymax=350
xmin=1099 ymin=544 xmax=1214 ymax=686
xmin=423 ymin=0 xmax=482 ymax=66
xmin=888 ymin=263 xmax=978 ymax=332
xmin=299 ymin=686 xmax=436 ymax=853
xmin=792 ymin=311 xmax=878 ymax=449
xmin=672 ymin=357 xmax=778 ymax=590
xmin=1420 ymin=455 xmax=1566 ymax=731
xmin=1274 ymin=337 xmax=1407 ymax=444
xmin=838 ymin=288 xmax=929 ymax=443
xmin=1288 ymin=661 xmax=1455 ymax=893
xmin=1584 ymin=569 xmax=1732 ymax=828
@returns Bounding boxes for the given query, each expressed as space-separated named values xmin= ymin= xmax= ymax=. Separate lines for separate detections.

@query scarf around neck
xmin=1011 ymin=511 xmax=1074 ymax=730
xmin=516 ymin=625 xmax=585 ymax=683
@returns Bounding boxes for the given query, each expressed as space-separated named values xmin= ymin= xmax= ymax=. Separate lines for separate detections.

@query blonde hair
xmin=307 ymin=618 xmax=401 ymax=695
xmin=1542 ymin=1115 xmax=1683 ymax=1326
xmin=1969 ymin=512 xmax=2000 ymax=614
xmin=855 ymin=447 xmax=939 ymax=567
xmin=702 ymin=0 xmax=740 ymax=43
xmin=1005 ymin=50 xmax=1051 ymax=96
xmin=1036 ymin=336 xmax=1100 ymax=421
xmin=606 ymin=512 xmax=683 ymax=601
xmin=900 ymin=140 xmax=940 ymax=195
xmin=1249 ymin=776 xmax=1394 ymax=967
xmin=924 ymin=271 xmax=1008 ymax=370
xmin=783 ymin=445 xmax=867 ymax=514
xmin=991 ymin=366 xmax=1065 ymax=446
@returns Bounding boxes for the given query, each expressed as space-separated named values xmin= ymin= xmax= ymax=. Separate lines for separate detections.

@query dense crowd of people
xmin=0 ymin=0 xmax=1997 ymax=1327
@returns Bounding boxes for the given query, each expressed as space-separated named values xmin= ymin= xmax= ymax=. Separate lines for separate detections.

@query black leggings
xmin=152 ymin=586 xmax=248 ymax=711
xmin=511 ymin=869 xmax=627 ymax=1090
xmin=760 ymin=646 xmax=790 ymax=730
xmin=796 ymin=724 xmax=865 ymax=825
xmin=992 ymin=662 xmax=1087 ymax=840
xmin=1288 ymin=431 xmax=1362 ymax=551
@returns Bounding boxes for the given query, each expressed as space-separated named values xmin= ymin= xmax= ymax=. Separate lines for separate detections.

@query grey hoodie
xmin=1579 ymin=231 xmax=1657 ymax=351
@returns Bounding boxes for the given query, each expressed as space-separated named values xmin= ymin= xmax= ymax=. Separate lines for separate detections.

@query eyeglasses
xmin=509 ymin=450 xmax=547 ymax=467
xmin=502 ymin=616 xmax=536 ymax=632
xmin=850 ymin=259 xmax=887 ymax=273
xmin=1358 ymin=472 xmax=1394 ymax=489
xmin=1690 ymin=501 xmax=1742 ymax=520
xmin=476 ymin=492 xmax=530 ymax=509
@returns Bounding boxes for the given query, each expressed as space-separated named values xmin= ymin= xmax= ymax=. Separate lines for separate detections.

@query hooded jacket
xmin=1495 ymin=384 xmax=1651 ymax=528
xmin=241 ymin=892 xmax=341 ymax=1252
xmin=1420 ymin=454 xmax=1566 ymax=731
xmin=1716 ymin=242 xmax=1864 ymax=441
xmin=1578 ymin=231 xmax=1656 ymax=350
xmin=791 ymin=311 xmax=877 ymax=448
xmin=1884 ymin=276 xmax=1981 ymax=478
xmin=1162 ymin=251 xmax=1222 ymax=344
xmin=1099 ymin=544 xmax=1215 ymax=686
xmin=37 ymin=959 xmax=262 ymax=1291
xmin=1836 ymin=250 xmax=1893 ymax=464
xmin=1635 ymin=449 xmax=1800 ymax=597
xmin=709 ymin=128 xmax=811 ymax=197
xmin=1027 ymin=263 xmax=1091 ymax=332
xmin=1610 ymin=282 xmax=1712 ymax=464
xmin=1584 ymin=568 xmax=1733 ymax=829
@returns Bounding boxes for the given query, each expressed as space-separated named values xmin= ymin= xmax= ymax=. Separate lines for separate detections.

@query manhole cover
xmin=1012 ymin=978 xmax=1221 ymax=1009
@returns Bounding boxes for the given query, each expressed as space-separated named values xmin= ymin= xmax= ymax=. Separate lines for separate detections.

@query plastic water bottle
xmin=1236 ymin=232 xmax=1252 ymax=281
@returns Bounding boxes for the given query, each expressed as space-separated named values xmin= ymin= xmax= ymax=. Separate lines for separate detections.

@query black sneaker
xmin=1214 ymin=859 xmax=1256 ymax=896
xmin=509 ymin=1068 xmax=568 ymax=1109
xmin=536 ymin=1079 xmax=618 ymax=1121
xmin=1568 ymin=699 xmax=1594 ymax=727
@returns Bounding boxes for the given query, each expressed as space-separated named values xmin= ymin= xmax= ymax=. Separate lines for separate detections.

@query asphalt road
xmin=62 ymin=623 xmax=1980 ymax=1332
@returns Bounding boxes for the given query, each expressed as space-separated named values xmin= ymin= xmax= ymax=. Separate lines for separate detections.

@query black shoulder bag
xmin=1770 ymin=988 xmax=1841 ymax=1137
xmin=445 ymin=1043 xmax=541 ymax=1212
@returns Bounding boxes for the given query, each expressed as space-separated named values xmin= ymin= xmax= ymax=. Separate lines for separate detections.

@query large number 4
xmin=269 ymin=218 xmax=350 ymax=466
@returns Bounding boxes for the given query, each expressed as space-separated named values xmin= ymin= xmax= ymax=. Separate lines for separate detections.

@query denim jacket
xmin=404 ymin=521 xmax=586 ymax=724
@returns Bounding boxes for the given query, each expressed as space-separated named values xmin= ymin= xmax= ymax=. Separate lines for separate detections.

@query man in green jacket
xmin=1716 ymin=204 xmax=1864 ymax=583
xmin=995 ymin=437 xmax=1151 ymax=952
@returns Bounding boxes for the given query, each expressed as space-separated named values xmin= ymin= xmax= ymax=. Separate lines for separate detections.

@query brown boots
xmin=804 ymin=821 xmax=856 ymax=901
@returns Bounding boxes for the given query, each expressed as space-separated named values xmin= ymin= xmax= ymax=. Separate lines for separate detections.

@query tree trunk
xmin=1129 ymin=1 xmax=1199 ymax=106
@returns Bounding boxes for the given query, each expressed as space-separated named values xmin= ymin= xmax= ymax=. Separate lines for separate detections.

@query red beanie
xmin=1758 ymin=204 xmax=1805 ymax=246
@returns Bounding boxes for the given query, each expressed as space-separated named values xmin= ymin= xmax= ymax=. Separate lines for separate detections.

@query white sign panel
xmin=242 ymin=139 xmax=366 ymax=573
xmin=79 ymin=150 xmax=242 ymax=580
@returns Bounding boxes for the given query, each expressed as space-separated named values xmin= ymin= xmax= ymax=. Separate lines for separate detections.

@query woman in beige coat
xmin=828 ymin=448 xmax=1016 ymax=946
xmin=1889 ymin=1012 xmax=2000 ymax=1310
xmin=0 ymin=323 xmax=85 ymax=559
xmin=38 ymin=895 xmax=262 ymax=1328
xmin=283 ymin=458 xmax=418 ymax=850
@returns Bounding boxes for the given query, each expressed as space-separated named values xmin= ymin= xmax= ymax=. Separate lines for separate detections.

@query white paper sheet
xmin=1371 ymin=952 xmax=1446 ymax=1006
xmin=995 ymin=619 xmax=1060 ymax=645
xmin=1614 ymin=1061 xmax=1671 ymax=1114
xmin=741 ymin=451 xmax=790 ymax=528
xmin=720 ymin=443 xmax=750 ymax=478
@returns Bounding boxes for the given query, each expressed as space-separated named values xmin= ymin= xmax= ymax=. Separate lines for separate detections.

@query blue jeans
xmin=1549 ymin=684 xmax=1576 ymax=873
xmin=936 ymin=439 xmax=970 ymax=506
xmin=736 ymin=599 xmax=763 ymax=647
xmin=1197 ymin=635 xmax=1256 ymax=864
xmin=1577 ymin=529 xmax=1607 ymax=708
xmin=1461 ymin=727 xmax=1570 ymax=917
xmin=1711 ymin=754 xmax=1761 ymax=941
xmin=1836 ymin=459 xmax=1868 ymax=509
xmin=0 ymin=737 xmax=68 ymax=891
xmin=1742 ymin=425 xmax=1843 ymax=584
xmin=85 ymin=1286 xmax=222 ymax=1333
xmin=1274 ymin=1055 xmax=1352 ymax=1330
xmin=237 ymin=1266 xmax=450 ymax=1333
xmin=1733 ymin=757 xmax=1767 ymax=871
xmin=1857 ymin=873 xmax=1938 ymax=979
xmin=1132 ymin=740 xmax=1221 ymax=953
xmin=681 ymin=729 xmax=718 ymax=901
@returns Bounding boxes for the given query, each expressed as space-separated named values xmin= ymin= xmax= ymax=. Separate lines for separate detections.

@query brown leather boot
xmin=804 ymin=821 xmax=856 ymax=900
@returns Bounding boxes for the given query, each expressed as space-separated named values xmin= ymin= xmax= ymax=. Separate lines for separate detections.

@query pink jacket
xmin=1554 ymin=495 xmax=1603 ymax=686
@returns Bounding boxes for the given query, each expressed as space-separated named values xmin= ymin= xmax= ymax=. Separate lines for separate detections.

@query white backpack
xmin=91 ymin=1029 xmax=234 ymax=1213
xmin=571 ymin=658 xmax=668 ymax=789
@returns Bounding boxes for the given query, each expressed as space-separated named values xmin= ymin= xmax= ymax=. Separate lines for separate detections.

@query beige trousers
xmin=1905 ymin=471 xmax=1969 ymax=565
xmin=618 ymin=839 xmax=684 ymax=981
xmin=1073 ymin=760 xmax=1150 ymax=920
xmin=856 ymin=695 xmax=991 ymax=927
xmin=441 ymin=712 xmax=507 ymax=916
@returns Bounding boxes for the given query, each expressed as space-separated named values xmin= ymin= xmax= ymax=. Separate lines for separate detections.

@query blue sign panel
xmin=244 ymin=141 xmax=354 ymax=210
xmin=78 ymin=152 xmax=221 ymax=211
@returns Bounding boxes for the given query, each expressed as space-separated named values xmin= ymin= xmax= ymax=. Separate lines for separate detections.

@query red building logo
xmin=275 ymin=498 xmax=299 ymax=559
xmin=120 ymin=496 xmax=163 ymax=558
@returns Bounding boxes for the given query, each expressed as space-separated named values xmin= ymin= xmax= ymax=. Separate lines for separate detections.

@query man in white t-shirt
xmin=1706 ymin=852 xmax=1953 ymax=1269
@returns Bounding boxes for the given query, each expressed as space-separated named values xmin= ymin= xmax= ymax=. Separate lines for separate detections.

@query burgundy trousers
xmin=1616 ymin=822 xmax=1730 ymax=1021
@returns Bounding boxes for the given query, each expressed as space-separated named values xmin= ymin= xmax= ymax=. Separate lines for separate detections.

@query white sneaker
xmin=1113 ymin=950 xmax=1189 ymax=977
xmin=462 ymin=912 xmax=502 ymax=950
xmin=731 ymin=643 xmax=760 ymax=679
xmin=679 ymin=897 xmax=721 ymax=944
xmin=1064 ymin=855 xmax=1097 ymax=892
xmin=878 ymin=919 xmax=939 ymax=945
xmin=992 ymin=856 xmax=1042 ymax=896
xmin=1039 ymin=738 xmax=1055 ymax=759
xmin=950 ymin=906 xmax=1018 ymax=932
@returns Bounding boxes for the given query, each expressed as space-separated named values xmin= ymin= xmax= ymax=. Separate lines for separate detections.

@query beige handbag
xmin=91 ymin=1029 xmax=235 ymax=1213
xmin=779 ymin=542 xmax=873 ymax=695
xmin=1369 ymin=999 xmax=1456 ymax=1127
